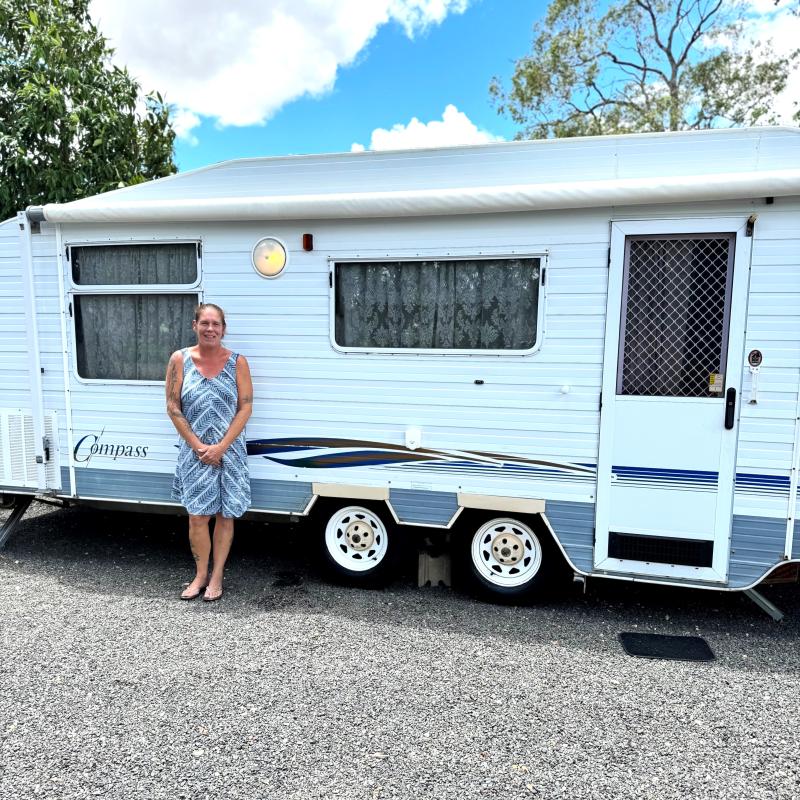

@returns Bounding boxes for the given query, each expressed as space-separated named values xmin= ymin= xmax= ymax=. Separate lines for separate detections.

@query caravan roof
xmin=30 ymin=127 xmax=800 ymax=224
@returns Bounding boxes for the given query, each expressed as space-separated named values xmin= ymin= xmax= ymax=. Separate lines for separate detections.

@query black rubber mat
xmin=618 ymin=632 xmax=715 ymax=662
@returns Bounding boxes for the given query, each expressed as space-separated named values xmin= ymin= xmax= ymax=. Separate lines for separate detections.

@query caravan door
xmin=594 ymin=219 xmax=751 ymax=583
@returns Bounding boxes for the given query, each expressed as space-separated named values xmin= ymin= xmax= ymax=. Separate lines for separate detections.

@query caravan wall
xmin=2 ymin=192 xmax=800 ymax=593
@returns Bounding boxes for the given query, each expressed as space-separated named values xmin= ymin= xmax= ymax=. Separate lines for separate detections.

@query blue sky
xmin=88 ymin=0 xmax=798 ymax=173
xmin=169 ymin=0 xmax=539 ymax=170
xmin=88 ymin=0 xmax=548 ymax=171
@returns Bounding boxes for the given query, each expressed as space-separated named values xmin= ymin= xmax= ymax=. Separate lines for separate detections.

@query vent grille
xmin=0 ymin=409 xmax=60 ymax=489
xmin=609 ymin=531 xmax=714 ymax=568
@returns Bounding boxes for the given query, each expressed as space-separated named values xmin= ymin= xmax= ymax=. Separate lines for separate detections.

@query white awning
xmin=33 ymin=168 xmax=800 ymax=224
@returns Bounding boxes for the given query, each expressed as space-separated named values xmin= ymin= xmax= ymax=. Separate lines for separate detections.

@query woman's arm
xmin=198 ymin=355 xmax=253 ymax=465
xmin=165 ymin=351 xmax=206 ymax=454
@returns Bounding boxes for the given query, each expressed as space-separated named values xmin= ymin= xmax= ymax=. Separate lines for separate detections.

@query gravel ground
xmin=1 ymin=501 xmax=799 ymax=800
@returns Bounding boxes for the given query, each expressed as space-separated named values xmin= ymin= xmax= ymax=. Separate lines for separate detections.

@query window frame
xmin=328 ymin=251 xmax=547 ymax=357
xmin=66 ymin=239 xmax=203 ymax=386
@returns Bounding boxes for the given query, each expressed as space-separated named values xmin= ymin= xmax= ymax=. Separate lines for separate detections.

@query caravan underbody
xmin=2 ymin=128 xmax=800 ymax=602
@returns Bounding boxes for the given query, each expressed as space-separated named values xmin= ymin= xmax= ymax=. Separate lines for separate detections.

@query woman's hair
xmin=194 ymin=303 xmax=227 ymax=329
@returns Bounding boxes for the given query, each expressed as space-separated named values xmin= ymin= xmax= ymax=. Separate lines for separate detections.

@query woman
xmin=166 ymin=303 xmax=253 ymax=601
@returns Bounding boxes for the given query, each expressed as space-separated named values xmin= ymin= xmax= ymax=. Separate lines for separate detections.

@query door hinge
xmin=541 ymin=267 xmax=547 ymax=286
xmin=197 ymin=242 xmax=203 ymax=259
xmin=598 ymin=392 xmax=603 ymax=412
xmin=68 ymin=302 xmax=73 ymax=317
xmin=607 ymin=247 xmax=611 ymax=268
xmin=329 ymin=272 xmax=333 ymax=289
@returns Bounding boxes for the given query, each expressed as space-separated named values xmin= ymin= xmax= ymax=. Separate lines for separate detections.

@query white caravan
xmin=2 ymin=127 xmax=799 ymax=612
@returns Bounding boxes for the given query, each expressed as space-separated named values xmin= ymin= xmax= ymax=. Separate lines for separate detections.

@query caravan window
xmin=70 ymin=242 xmax=200 ymax=382
xmin=71 ymin=243 xmax=198 ymax=285
xmin=74 ymin=294 xmax=199 ymax=381
xmin=334 ymin=257 xmax=541 ymax=351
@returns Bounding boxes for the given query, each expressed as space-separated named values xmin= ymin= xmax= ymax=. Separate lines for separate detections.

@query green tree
xmin=491 ymin=0 xmax=796 ymax=139
xmin=0 ymin=0 xmax=177 ymax=220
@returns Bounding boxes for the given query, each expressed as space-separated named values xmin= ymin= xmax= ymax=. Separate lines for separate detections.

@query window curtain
xmin=72 ymin=243 xmax=197 ymax=285
xmin=335 ymin=258 xmax=540 ymax=350
xmin=75 ymin=294 xmax=198 ymax=380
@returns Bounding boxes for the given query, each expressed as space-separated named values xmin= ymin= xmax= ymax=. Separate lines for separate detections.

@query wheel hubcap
xmin=470 ymin=518 xmax=543 ymax=588
xmin=345 ymin=519 xmax=375 ymax=551
xmin=324 ymin=506 xmax=390 ymax=573
xmin=491 ymin=531 xmax=524 ymax=565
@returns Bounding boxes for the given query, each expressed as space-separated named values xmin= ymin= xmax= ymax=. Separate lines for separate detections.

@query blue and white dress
xmin=171 ymin=349 xmax=251 ymax=518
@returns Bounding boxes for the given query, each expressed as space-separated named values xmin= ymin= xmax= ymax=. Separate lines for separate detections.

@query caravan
xmin=2 ymin=127 xmax=799 ymax=610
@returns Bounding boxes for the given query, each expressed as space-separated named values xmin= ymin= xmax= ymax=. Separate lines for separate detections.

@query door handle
xmin=725 ymin=387 xmax=736 ymax=429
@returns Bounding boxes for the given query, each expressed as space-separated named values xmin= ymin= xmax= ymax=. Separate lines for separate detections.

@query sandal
xmin=180 ymin=584 xmax=207 ymax=601
xmin=203 ymin=587 xmax=224 ymax=602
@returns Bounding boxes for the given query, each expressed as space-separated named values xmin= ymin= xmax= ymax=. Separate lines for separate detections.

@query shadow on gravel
xmin=2 ymin=502 xmax=798 ymax=672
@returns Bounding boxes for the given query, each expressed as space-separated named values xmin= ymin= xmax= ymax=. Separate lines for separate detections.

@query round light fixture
xmin=252 ymin=237 xmax=287 ymax=278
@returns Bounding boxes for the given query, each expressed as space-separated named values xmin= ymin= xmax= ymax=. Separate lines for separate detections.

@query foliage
xmin=491 ymin=0 xmax=796 ymax=139
xmin=0 ymin=0 xmax=177 ymax=220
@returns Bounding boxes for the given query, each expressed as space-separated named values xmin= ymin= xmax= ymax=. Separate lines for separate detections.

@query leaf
xmin=0 ymin=0 xmax=177 ymax=218
xmin=491 ymin=0 xmax=797 ymax=139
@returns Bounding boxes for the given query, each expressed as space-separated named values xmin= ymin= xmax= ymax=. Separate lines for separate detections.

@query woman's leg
xmin=181 ymin=514 xmax=211 ymax=598
xmin=206 ymin=513 xmax=234 ymax=599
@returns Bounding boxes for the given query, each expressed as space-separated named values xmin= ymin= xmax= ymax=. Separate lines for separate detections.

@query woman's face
xmin=193 ymin=309 xmax=225 ymax=345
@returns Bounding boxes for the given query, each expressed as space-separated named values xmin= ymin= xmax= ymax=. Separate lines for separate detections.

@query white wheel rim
xmin=324 ymin=506 xmax=389 ymax=573
xmin=470 ymin=518 xmax=542 ymax=588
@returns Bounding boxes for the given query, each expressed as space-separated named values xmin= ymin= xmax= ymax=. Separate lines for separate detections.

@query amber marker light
xmin=251 ymin=237 xmax=287 ymax=278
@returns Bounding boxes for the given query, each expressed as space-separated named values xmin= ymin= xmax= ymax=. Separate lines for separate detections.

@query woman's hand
xmin=196 ymin=443 xmax=226 ymax=466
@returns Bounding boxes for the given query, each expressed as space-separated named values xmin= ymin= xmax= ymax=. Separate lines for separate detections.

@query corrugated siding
xmin=62 ymin=210 xmax=609 ymax=507
xmin=733 ymin=207 xmax=800 ymax=520
xmin=250 ymin=479 xmax=313 ymax=513
xmin=543 ymin=501 xmax=595 ymax=573
xmin=75 ymin=466 xmax=175 ymax=502
xmin=0 ymin=219 xmax=64 ymax=492
xmin=389 ymin=488 xmax=459 ymax=526
xmin=71 ymin=467 xmax=313 ymax=513
xmin=0 ymin=218 xmax=31 ymax=409
xmin=729 ymin=515 xmax=787 ymax=588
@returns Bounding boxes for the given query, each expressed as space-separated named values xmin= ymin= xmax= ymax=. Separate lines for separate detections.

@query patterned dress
xmin=171 ymin=348 xmax=251 ymax=518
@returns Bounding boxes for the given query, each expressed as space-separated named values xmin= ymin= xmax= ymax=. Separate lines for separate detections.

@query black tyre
xmin=317 ymin=501 xmax=399 ymax=588
xmin=454 ymin=513 xmax=566 ymax=603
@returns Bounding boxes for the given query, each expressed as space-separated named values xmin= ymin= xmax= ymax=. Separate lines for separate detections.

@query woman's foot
xmin=203 ymin=582 xmax=224 ymax=602
xmin=180 ymin=575 xmax=208 ymax=600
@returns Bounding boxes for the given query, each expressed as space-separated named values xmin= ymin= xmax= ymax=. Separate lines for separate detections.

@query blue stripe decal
xmin=385 ymin=462 xmax=595 ymax=482
xmin=245 ymin=438 xmax=597 ymax=477
xmin=613 ymin=466 xmax=719 ymax=480
xmin=611 ymin=467 xmax=793 ymax=498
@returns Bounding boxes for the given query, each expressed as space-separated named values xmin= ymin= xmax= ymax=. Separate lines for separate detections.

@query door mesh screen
xmin=619 ymin=235 xmax=733 ymax=398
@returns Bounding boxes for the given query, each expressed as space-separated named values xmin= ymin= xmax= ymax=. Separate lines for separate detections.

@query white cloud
xmin=351 ymin=104 xmax=503 ymax=151
xmin=90 ymin=0 xmax=469 ymax=130
xmin=171 ymin=109 xmax=201 ymax=145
